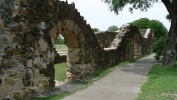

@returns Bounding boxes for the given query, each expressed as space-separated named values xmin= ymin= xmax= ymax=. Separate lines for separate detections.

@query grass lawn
xmin=55 ymin=44 xmax=68 ymax=50
xmin=135 ymin=63 xmax=177 ymax=100
xmin=54 ymin=63 xmax=67 ymax=81
xmin=55 ymin=44 xmax=68 ymax=54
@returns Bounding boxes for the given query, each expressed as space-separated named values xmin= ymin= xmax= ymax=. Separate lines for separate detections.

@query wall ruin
xmin=0 ymin=0 xmax=154 ymax=99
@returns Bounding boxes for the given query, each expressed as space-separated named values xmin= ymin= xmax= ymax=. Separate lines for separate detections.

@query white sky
xmin=61 ymin=0 xmax=170 ymax=31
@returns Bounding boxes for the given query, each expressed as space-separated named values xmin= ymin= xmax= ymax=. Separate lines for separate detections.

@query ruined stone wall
xmin=0 ymin=0 xmax=154 ymax=99
xmin=97 ymin=24 xmax=154 ymax=69
xmin=0 ymin=0 xmax=102 ymax=99
xmin=95 ymin=31 xmax=117 ymax=48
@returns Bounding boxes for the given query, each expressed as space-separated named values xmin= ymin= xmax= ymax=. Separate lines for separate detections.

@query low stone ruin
xmin=0 ymin=0 xmax=154 ymax=99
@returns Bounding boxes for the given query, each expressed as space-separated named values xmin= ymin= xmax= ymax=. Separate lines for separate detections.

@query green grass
xmin=135 ymin=63 xmax=177 ymax=100
xmin=54 ymin=63 xmax=67 ymax=81
xmin=55 ymin=44 xmax=68 ymax=50
xmin=55 ymin=44 xmax=68 ymax=54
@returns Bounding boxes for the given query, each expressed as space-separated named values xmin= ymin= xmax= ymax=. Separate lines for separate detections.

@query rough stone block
xmin=22 ymin=23 xmax=33 ymax=32
xmin=0 ymin=34 xmax=11 ymax=50
xmin=0 ymin=86 xmax=10 ymax=98
xmin=40 ymin=22 xmax=46 ymax=30
xmin=12 ymin=34 xmax=23 ymax=44
xmin=14 ymin=63 xmax=25 ymax=71
xmin=11 ymin=23 xmax=23 ymax=32
xmin=4 ymin=78 xmax=16 ymax=86
xmin=27 ymin=59 xmax=33 ymax=68
xmin=67 ymin=54 xmax=79 ymax=63
xmin=20 ymin=0 xmax=27 ymax=6
xmin=0 ymin=20 xmax=4 ymax=29
xmin=61 ymin=30 xmax=80 ymax=48
xmin=79 ymin=64 xmax=86 ymax=70
xmin=0 ymin=57 xmax=2 ymax=66
xmin=33 ymin=57 xmax=40 ymax=65
xmin=39 ymin=38 xmax=48 ymax=51
xmin=66 ymin=71 xmax=77 ymax=79
xmin=15 ymin=0 xmax=20 ymax=5
xmin=13 ymin=15 xmax=21 ymax=23
xmin=7 ymin=50 xmax=26 ymax=56
xmin=22 ymin=69 xmax=33 ymax=87
xmin=25 ymin=33 xmax=34 ymax=44
xmin=0 ymin=78 xmax=2 ymax=86
xmin=13 ymin=92 xmax=21 ymax=99
xmin=86 ymin=63 xmax=93 ymax=71
xmin=68 ymin=48 xmax=80 ymax=54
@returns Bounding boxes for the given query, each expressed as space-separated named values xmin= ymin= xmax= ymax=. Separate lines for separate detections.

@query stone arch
xmin=134 ymin=34 xmax=141 ymax=58
xmin=32 ymin=0 xmax=101 ymax=80
xmin=50 ymin=20 xmax=88 ymax=79
xmin=0 ymin=0 xmax=102 ymax=99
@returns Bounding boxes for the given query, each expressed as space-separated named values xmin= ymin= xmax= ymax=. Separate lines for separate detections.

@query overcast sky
xmin=61 ymin=0 xmax=170 ymax=31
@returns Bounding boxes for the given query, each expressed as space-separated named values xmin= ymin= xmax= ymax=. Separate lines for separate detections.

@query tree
xmin=55 ymin=34 xmax=65 ymax=45
xmin=131 ymin=18 xmax=168 ymax=60
xmin=102 ymin=0 xmax=177 ymax=67
xmin=153 ymin=37 xmax=166 ymax=60
xmin=107 ymin=25 xmax=119 ymax=31
xmin=130 ymin=18 xmax=151 ymax=29
xmin=93 ymin=28 xmax=100 ymax=32
xmin=131 ymin=18 xmax=168 ymax=39
xmin=166 ymin=14 xmax=171 ymax=22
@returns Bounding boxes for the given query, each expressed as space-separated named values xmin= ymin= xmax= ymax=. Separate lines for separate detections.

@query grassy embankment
xmin=135 ymin=62 xmax=177 ymax=100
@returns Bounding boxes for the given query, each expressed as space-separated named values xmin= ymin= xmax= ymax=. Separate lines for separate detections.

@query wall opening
xmin=54 ymin=34 xmax=67 ymax=81
xmin=50 ymin=23 xmax=82 ymax=81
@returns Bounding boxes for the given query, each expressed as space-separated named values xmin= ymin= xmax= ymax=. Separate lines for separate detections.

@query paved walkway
xmin=62 ymin=54 xmax=160 ymax=100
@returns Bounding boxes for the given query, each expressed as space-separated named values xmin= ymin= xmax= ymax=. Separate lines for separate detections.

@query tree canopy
xmin=107 ymin=25 xmax=119 ymax=31
xmin=93 ymin=28 xmax=100 ymax=32
xmin=131 ymin=18 xmax=168 ymax=39
xmin=102 ymin=0 xmax=159 ymax=14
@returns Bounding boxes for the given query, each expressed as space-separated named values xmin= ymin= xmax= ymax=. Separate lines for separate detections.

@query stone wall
xmin=96 ymin=24 xmax=154 ymax=69
xmin=0 ymin=0 xmax=154 ymax=99
xmin=95 ymin=31 xmax=117 ymax=48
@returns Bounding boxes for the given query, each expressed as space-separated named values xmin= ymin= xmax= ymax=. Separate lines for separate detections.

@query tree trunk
xmin=162 ymin=0 xmax=177 ymax=66
xmin=163 ymin=23 xmax=177 ymax=66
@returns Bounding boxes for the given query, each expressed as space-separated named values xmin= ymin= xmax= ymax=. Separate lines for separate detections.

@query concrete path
xmin=62 ymin=54 xmax=160 ymax=100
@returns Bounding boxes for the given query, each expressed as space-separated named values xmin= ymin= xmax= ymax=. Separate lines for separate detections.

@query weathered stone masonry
xmin=0 ymin=0 xmax=154 ymax=99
